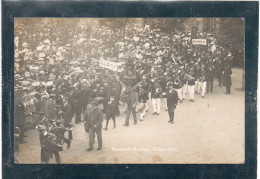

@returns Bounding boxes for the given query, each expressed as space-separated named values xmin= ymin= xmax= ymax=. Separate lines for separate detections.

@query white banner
xmin=192 ymin=39 xmax=207 ymax=45
xmin=99 ymin=59 xmax=122 ymax=72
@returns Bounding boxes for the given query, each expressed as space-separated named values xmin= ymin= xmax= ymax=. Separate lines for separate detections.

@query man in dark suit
xmin=14 ymin=102 xmax=26 ymax=144
xmin=206 ymin=61 xmax=215 ymax=93
xmin=223 ymin=66 xmax=232 ymax=94
xmin=62 ymin=97 xmax=73 ymax=140
xmin=166 ymin=82 xmax=178 ymax=124
xmin=86 ymin=100 xmax=103 ymax=151
xmin=102 ymin=82 xmax=112 ymax=116
xmin=124 ymin=90 xmax=139 ymax=126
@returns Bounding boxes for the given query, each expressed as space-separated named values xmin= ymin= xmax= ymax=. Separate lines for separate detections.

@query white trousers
xmin=198 ymin=81 xmax=207 ymax=97
xmin=182 ymin=82 xmax=188 ymax=99
xmin=195 ymin=80 xmax=199 ymax=93
xmin=152 ymin=98 xmax=161 ymax=113
xmin=188 ymin=85 xmax=195 ymax=100
xmin=173 ymin=88 xmax=182 ymax=100
xmin=145 ymin=103 xmax=149 ymax=111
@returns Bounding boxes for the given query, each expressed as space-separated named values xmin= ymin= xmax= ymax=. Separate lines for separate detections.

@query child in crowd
xmin=103 ymin=96 xmax=117 ymax=130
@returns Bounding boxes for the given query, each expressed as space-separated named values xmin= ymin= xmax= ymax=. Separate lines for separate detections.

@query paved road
xmin=18 ymin=68 xmax=245 ymax=164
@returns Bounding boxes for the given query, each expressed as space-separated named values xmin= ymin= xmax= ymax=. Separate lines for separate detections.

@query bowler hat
xmin=167 ymin=82 xmax=173 ymax=87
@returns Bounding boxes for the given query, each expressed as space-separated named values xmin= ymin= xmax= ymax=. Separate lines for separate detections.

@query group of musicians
xmin=14 ymin=20 xmax=235 ymax=163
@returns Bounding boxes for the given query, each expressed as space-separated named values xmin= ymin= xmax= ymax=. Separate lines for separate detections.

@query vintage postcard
xmin=14 ymin=18 xmax=245 ymax=164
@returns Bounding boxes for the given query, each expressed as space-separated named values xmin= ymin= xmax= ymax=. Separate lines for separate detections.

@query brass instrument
xmin=155 ymin=87 xmax=162 ymax=94
xmin=154 ymin=80 xmax=162 ymax=94
xmin=185 ymin=73 xmax=195 ymax=80
xmin=174 ymin=78 xmax=180 ymax=84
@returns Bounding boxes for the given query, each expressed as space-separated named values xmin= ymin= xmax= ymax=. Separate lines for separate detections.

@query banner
xmin=192 ymin=39 xmax=207 ymax=45
xmin=99 ymin=59 xmax=122 ymax=72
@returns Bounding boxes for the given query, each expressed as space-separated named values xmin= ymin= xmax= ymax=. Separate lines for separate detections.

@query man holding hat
xmin=166 ymin=82 xmax=178 ymax=124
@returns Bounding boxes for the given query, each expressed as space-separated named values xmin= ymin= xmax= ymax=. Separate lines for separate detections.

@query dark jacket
xmin=14 ymin=104 xmax=26 ymax=127
xmin=223 ymin=68 xmax=232 ymax=86
xmin=206 ymin=66 xmax=215 ymax=81
xmin=62 ymin=102 xmax=73 ymax=120
xmin=74 ymin=90 xmax=82 ymax=114
xmin=127 ymin=91 xmax=139 ymax=108
xmin=166 ymin=89 xmax=178 ymax=108
xmin=51 ymin=125 xmax=67 ymax=144
xmin=187 ymin=73 xmax=196 ymax=86
xmin=103 ymin=85 xmax=113 ymax=101
xmin=108 ymin=101 xmax=118 ymax=116
xmin=151 ymin=82 xmax=162 ymax=99
xmin=87 ymin=107 xmax=103 ymax=129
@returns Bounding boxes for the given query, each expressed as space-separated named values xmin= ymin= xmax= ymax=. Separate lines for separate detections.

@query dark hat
xmin=49 ymin=94 xmax=56 ymax=98
xmin=37 ymin=112 xmax=45 ymax=116
xmin=56 ymin=119 xmax=62 ymax=123
xmin=55 ymin=105 xmax=62 ymax=108
xmin=167 ymin=82 xmax=173 ymax=87
xmin=126 ymin=60 xmax=134 ymax=66
xmin=48 ymin=133 xmax=56 ymax=139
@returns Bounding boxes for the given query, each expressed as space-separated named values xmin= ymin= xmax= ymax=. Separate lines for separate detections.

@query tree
xmin=98 ymin=18 xmax=129 ymax=32
xmin=143 ymin=18 xmax=187 ymax=34
xmin=216 ymin=18 xmax=245 ymax=67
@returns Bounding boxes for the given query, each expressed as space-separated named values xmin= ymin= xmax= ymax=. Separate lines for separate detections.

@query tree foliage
xmin=98 ymin=18 xmax=129 ymax=31
xmin=216 ymin=18 xmax=244 ymax=51
xmin=144 ymin=18 xmax=187 ymax=34
xmin=216 ymin=18 xmax=245 ymax=67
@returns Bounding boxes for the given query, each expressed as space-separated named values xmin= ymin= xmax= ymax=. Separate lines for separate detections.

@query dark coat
xmin=55 ymin=95 xmax=63 ymax=107
xmin=50 ymin=126 xmax=67 ymax=144
xmin=107 ymin=101 xmax=118 ymax=116
xmin=151 ymin=82 xmax=162 ymax=99
xmin=187 ymin=73 xmax=196 ymax=86
xmin=39 ymin=132 xmax=48 ymax=147
xmin=215 ymin=61 xmax=224 ymax=75
xmin=45 ymin=137 xmax=61 ymax=153
xmin=62 ymin=102 xmax=73 ymax=120
xmin=14 ymin=104 xmax=26 ymax=127
xmin=103 ymin=85 xmax=113 ymax=101
xmin=127 ymin=91 xmax=139 ymax=108
xmin=223 ymin=68 xmax=232 ymax=86
xmin=87 ymin=107 xmax=103 ymax=129
xmin=78 ymin=88 xmax=89 ymax=107
xmin=166 ymin=89 xmax=178 ymax=108
xmin=73 ymin=91 xmax=82 ymax=114
xmin=45 ymin=99 xmax=55 ymax=119
xmin=206 ymin=68 xmax=215 ymax=81
xmin=68 ymin=93 xmax=75 ymax=111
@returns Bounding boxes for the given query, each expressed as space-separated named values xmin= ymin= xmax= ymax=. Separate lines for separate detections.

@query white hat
xmin=22 ymin=42 xmax=28 ymax=47
xmin=43 ymin=39 xmax=51 ymax=44
xmin=46 ymin=81 xmax=54 ymax=86
xmin=32 ymin=82 xmax=41 ymax=87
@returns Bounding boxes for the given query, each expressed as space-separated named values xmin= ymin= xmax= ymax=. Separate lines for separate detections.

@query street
xmin=18 ymin=68 xmax=245 ymax=164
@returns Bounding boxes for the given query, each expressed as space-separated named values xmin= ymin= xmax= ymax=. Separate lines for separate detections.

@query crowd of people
xmin=14 ymin=20 xmax=234 ymax=163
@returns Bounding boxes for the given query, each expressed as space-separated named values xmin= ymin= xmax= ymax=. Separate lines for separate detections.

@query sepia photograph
xmin=14 ymin=18 xmax=245 ymax=164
